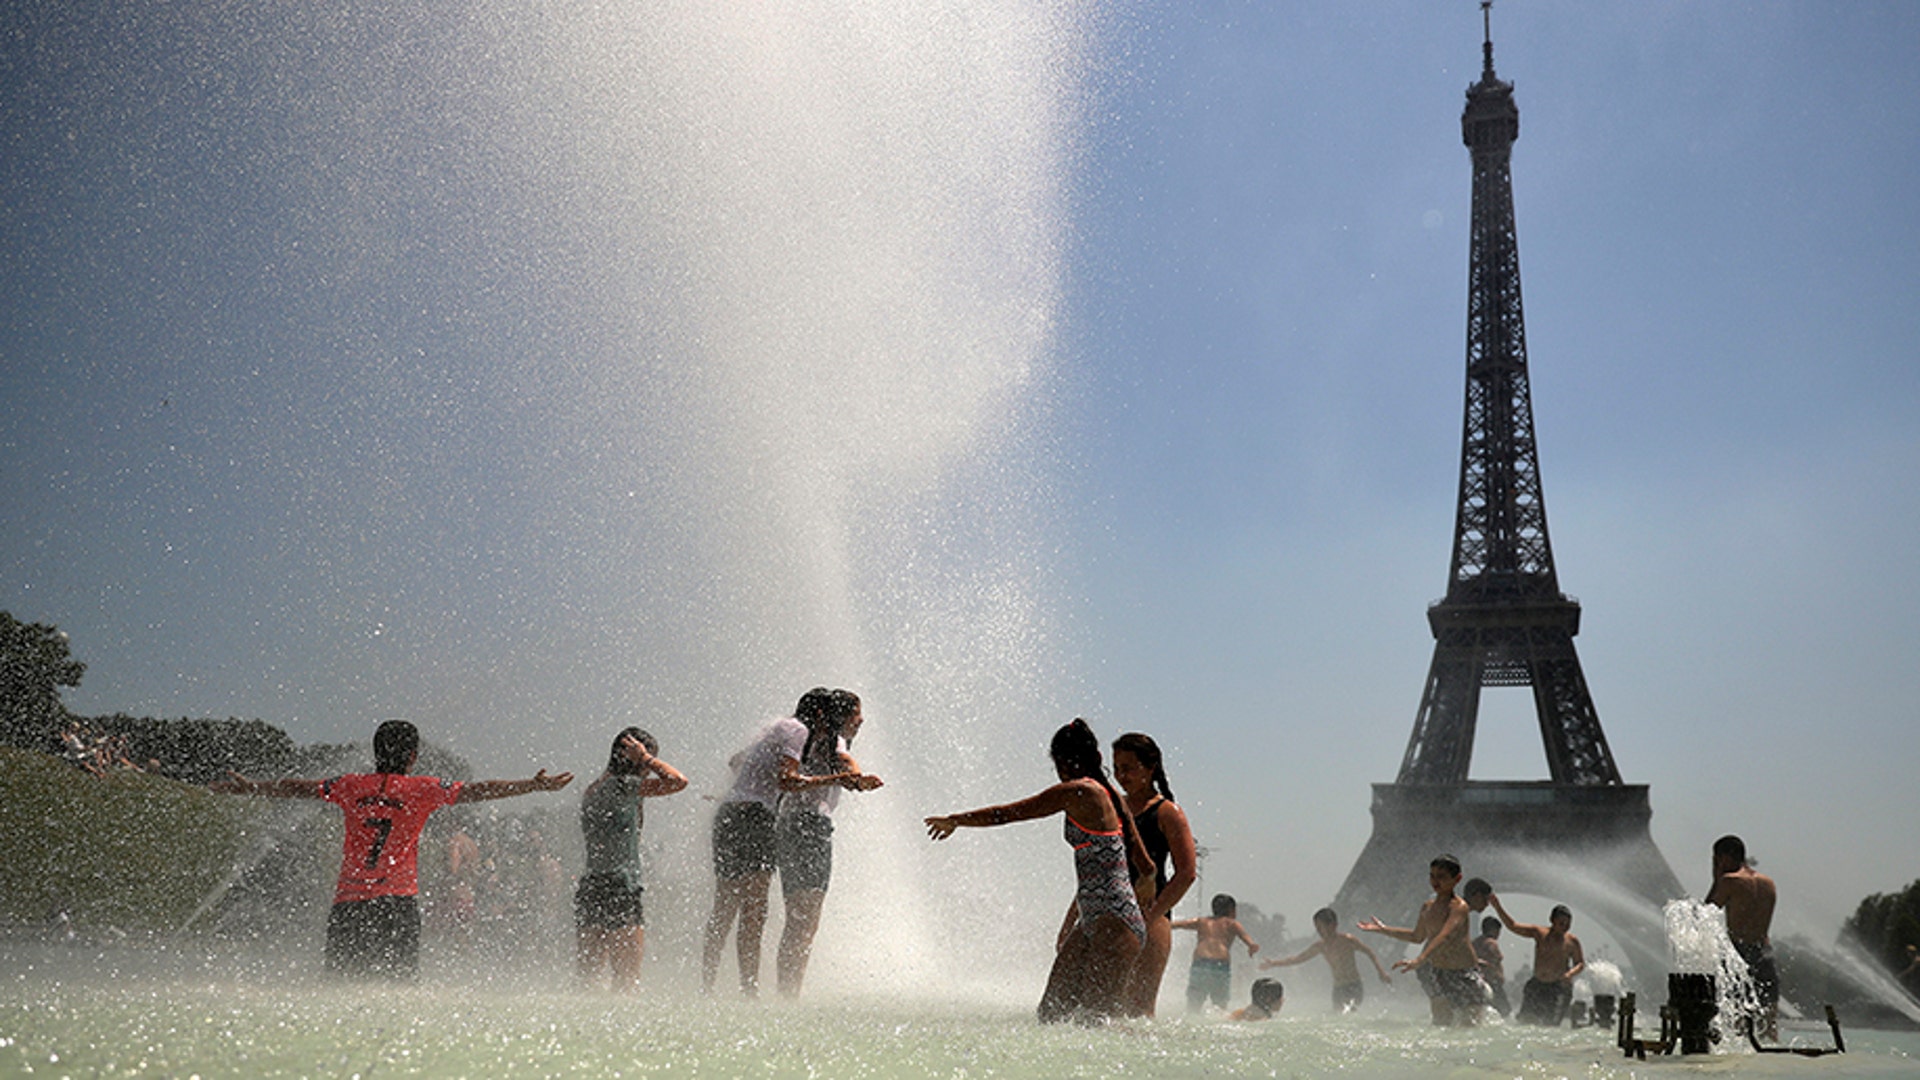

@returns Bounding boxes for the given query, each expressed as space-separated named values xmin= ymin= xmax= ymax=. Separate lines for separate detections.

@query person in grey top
xmin=575 ymin=727 xmax=687 ymax=991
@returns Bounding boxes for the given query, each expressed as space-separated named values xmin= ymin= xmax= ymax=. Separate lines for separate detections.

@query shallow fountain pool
xmin=5 ymin=941 xmax=1915 ymax=1079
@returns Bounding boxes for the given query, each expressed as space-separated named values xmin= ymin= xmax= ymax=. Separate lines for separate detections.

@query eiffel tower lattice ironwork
xmin=1332 ymin=6 xmax=1682 ymax=990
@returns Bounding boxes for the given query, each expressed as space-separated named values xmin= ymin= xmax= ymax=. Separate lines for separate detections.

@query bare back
xmin=1707 ymin=867 xmax=1777 ymax=945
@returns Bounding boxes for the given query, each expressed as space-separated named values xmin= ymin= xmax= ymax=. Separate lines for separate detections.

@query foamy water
xmin=5 ymin=939 xmax=1916 ymax=1078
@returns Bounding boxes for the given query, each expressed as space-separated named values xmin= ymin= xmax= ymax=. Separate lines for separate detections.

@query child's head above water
xmin=1211 ymin=893 xmax=1237 ymax=918
xmin=1250 ymin=977 xmax=1284 ymax=1014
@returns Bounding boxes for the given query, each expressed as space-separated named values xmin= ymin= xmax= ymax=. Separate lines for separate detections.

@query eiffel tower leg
xmin=1398 ymin=644 xmax=1484 ymax=785
xmin=1527 ymin=635 xmax=1621 ymax=785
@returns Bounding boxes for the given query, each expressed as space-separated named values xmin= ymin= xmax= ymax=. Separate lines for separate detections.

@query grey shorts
xmin=776 ymin=809 xmax=834 ymax=895
xmin=1417 ymin=963 xmax=1490 ymax=1011
xmin=712 ymin=801 xmax=778 ymax=880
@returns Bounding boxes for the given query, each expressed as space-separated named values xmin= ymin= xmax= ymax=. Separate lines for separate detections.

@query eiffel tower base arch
xmin=1332 ymin=782 xmax=1687 ymax=993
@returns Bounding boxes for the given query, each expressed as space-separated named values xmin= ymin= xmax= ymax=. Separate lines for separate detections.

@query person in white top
xmin=775 ymin=687 xmax=883 ymax=997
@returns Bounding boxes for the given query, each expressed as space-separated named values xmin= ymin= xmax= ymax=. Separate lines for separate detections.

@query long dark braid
xmin=1052 ymin=718 xmax=1153 ymax=881
xmin=794 ymin=687 xmax=839 ymax=774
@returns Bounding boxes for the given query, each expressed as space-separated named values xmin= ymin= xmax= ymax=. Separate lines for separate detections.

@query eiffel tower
xmin=1332 ymin=7 xmax=1683 ymax=989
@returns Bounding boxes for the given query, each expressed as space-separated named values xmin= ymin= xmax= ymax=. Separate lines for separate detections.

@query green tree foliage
xmin=1842 ymin=878 xmax=1920 ymax=983
xmin=86 ymin=714 xmax=300 ymax=785
xmin=0 ymin=611 xmax=85 ymax=751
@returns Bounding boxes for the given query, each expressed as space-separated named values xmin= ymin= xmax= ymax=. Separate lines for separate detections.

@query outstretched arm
xmin=459 ymin=770 xmax=573 ymax=803
xmin=1356 ymin=916 xmax=1419 ymax=944
xmin=1490 ymin=893 xmax=1546 ymax=940
xmin=209 ymin=772 xmax=325 ymax=799
xmin=926 ymin=782 xmax=1076 ymax=839
xmin=1352 ymin=934 xmax=1393 ymax=981
xmin=1260 ymin=940 xmax=1323 ymax=969
xmin=1235 ymin=921 xmax=1261 ymax=957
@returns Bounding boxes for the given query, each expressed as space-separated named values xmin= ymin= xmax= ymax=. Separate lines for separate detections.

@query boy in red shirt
xmin=213 ymin=719 xmax=572 ymax=978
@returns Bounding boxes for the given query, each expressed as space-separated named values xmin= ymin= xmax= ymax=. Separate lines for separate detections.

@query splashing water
xmin=1665 ymin=898 xmax=1763 ymax=1046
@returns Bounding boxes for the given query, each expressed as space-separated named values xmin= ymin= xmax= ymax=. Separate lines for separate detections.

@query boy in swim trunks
xmin=1487 ymin=893 xmax=1585 ymax=1025
xmin=1358 ymin=854 xmax=1489 ymax=1026
xmin=1260 ymin=907 xmax=1391 ymax=1012
xmin=1173 ymin=893 xmax=1261 ymax=1012
xmin=212 ymin=719 xmax=572 ymax=980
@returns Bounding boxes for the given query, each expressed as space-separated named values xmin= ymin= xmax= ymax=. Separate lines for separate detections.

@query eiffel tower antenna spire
xmin=1481 ymin=1 xmax=1495 ymax=79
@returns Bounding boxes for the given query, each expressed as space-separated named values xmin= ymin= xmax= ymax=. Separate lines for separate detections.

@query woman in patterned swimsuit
xmin=927 ymin=718 xmax=1154 ymax=1022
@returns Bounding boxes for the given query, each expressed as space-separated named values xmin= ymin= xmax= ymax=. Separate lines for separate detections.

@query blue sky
xmin=4 ymin=0 xmax=1917 ymax=961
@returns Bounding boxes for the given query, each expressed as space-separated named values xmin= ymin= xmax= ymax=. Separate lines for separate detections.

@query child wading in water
xmin=1172 ymin=893 xmax=1261 ymax=1012
xmin=1358 ymin=853 xmax=1489 ymax=1026
xmin=1230 ymin=977 xmax=1285 ymax=1021
xmin=1261 ymin=907 xmax=1390 ymax=1013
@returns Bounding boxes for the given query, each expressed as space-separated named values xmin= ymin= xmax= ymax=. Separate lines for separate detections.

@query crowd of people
xmin=207 ymin=702 xmax=1779 ymax=1034
xmin=59 ymin=720 xmax=145 ymax=777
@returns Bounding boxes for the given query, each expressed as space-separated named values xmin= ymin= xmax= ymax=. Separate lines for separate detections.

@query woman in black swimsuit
xmin=1112 ymin=731 xmax=1198 ymax=1017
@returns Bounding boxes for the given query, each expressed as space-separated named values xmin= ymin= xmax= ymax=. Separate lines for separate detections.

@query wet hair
xmin=607 ymin=727 xmax=658 ymax=775
xmin=793 ymin=687 xmax=842 ymax=774
xmin=1111 ymin=732 xmax=1176 ymax=803
xmin=1463 ymin=877 xmax=1492 ymax=900
xmin=1250 ymin=977 xmax=1284 ymax=1012
xmin=373 ymin=720 xmax=419 ymax=774
xmin=1211 ymin=893 xmax=1237 ymax=918
xmin=1713 ymin=834 xmax=1746 ymax=863
xmin=1051 ymin=719 xmax=1150 ymax=881
xmin=1550 ymin=904 xmax=1572 ymax=924
xmin=795 ymin=686 xmax=863 ymax=776
xmin=828 ymin=688 xmax=862 ymax=737
xmin=1431 ymin=853 xmax=1462 ymax=878
xmin=1313 ymin=907 xmax=1338 ymax=927
xmin=1482 ymin=916 xmax=1502 ymax=936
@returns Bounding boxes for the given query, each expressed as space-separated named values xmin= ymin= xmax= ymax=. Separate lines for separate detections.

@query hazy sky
xmin=5 ymin=0 xmax=1917 ymax=962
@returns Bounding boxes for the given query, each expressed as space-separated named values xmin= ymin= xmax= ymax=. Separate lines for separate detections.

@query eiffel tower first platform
xmin=1332 ymin=9 xmax=1683 ymax=989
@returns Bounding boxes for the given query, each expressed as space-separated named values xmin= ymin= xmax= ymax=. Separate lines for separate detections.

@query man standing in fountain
xmin=211 ymin=719 xmax=573 ymax=980
xmin=1705 ymin=834 xmax=1779 ymax=1039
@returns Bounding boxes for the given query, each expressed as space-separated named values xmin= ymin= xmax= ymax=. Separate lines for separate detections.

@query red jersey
xmin=319 ymin=772 xmax=463 ymax=903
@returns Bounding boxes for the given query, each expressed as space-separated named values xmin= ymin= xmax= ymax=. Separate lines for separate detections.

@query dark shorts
xmin=1333 ymin=980 xmax=1364 ymax=1012
xmin=712 ymin=801 xmax=778 ymax=880
xmin=1187 ymin=956 xmax=1232 ymax=1009
xmin=1518 ymin=976 xmax=1571 ymax=1025
xmin=1734 ymin=941 xmax=1780 ymax=1011
xmin=1417 ymin=964 xmax=1490 ymax=1012
xmin=573 ymin=872 xmax=645 ymax=931
xmin=325 ymin=896 xmax=420 ymax=979
xmin=776 ymin=809 xmax=834 ymax=895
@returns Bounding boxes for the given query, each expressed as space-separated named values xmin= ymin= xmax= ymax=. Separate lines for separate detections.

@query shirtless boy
xmin=1488 ymin=893 xmax=1585 ymax=1025
xmin=1261 ymin=907 xmax=1390 ymax=1013
xmin=1173 ymin=893 xmax=1261 ymax=1011
xmin=1359 ymin=854 xmax=1489 ymax=1026
xmin=1704 ymin=834 xmax=1779 ymax=1039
